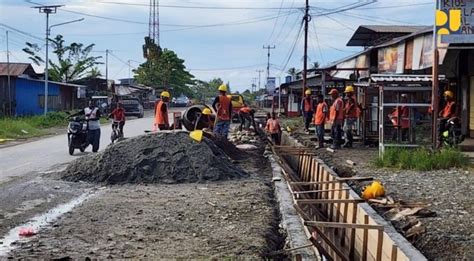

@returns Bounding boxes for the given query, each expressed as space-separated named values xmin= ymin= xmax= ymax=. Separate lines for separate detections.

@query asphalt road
xmin=0 ymin=108 xmax=186 ymax=183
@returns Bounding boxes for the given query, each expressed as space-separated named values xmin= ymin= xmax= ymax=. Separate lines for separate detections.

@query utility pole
xmin=127 ymin=59 xmax=131 ymax=79
xmin=262 ymin=45 xmax=275 ymax=89
xmin=302 ymin=0 xmax=311 ymax=99
xmin=256 ymin=69 xmax=263 ymax=91
xmin=105 ymin=49 xmax=109 ymax=89
xmin=33 ymin=5 xmax=63 ymax=115
xmin=6 ymin=30 xmax=11 ymax=116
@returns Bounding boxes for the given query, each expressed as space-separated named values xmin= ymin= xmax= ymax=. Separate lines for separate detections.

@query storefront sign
xmin=438 ymin=0 xmax=474 ymax=43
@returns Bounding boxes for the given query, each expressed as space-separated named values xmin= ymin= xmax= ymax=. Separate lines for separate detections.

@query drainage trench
xmin=269 ymin=133 xmax=426 ymax=261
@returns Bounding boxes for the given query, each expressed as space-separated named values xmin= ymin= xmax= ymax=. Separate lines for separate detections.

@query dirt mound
xmin=61 ymin=132 xmax=247 ymax=185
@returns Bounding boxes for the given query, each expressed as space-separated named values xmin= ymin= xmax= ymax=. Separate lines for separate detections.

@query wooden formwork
xmin=272 ymin=144 xmax=426 ymax=261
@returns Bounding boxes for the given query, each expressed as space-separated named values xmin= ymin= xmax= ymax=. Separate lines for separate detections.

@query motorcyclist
xmin=70 ymin=100 xmax=102 ymax=152
xmin=438 ymin=90 xmax=457 ymax=145
xmin=108 ymin=102 xmax=126 ymax=137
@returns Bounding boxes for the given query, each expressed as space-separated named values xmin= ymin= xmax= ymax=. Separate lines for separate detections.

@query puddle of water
xmin=0 ymin=190 xmax=97 ymax=256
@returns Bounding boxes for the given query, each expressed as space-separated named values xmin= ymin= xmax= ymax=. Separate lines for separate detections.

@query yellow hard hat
xmin=305 ymin=89 xmax=311 ymax=95
xmin=344 ymin=85 xmax=354 ymax=93
xmin=161 ymin=91 xmax=170 ymax=98
xmin=444 ymin=90 xmax=454 ymax=98
xmin=202 ymin=108 xmax=212 ymax=115
xmin=218 ymin=84 xmax=228 ymax=92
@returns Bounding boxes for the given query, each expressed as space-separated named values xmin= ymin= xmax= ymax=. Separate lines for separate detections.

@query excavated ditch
xmin=61 ymin=132 xmax=247 ymax=185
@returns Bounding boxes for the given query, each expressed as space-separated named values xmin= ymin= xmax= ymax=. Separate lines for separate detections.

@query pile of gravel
xmin=61 ymin=132 xmax=247 ymax=185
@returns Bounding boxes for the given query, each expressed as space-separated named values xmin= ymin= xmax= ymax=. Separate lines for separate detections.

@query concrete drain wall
xmin=272 ymin=132 xmax=426 ymax=261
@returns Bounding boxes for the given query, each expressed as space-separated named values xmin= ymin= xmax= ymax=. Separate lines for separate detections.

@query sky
xmin=0 ymin=0 xmax=434 ymax=93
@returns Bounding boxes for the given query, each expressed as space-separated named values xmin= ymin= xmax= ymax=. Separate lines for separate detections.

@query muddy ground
xmin=289 ymin=129 xmax=474 ymax=261
xmin=5 ymin=137 xmax=286 ymax=259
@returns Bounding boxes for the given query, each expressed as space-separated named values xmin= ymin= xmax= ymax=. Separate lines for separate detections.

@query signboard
xmin=266 ymin=77 xmax=276 ymax=94
xmin=438 ymin=0 xmax=474 ymax=43
xmin=378 ymin=45 xmax=403 ymax=73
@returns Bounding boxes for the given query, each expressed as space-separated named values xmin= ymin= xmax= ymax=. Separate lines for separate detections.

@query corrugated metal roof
xmin=347 ymin=25 xmax=429 ymax=47
xmin=0 ymin=63 xmax=37 ymax=77
xmin=370 ymin=74 xmax=446 ymax=82
xmin=360 ymin=25 xmax=427 ymax=33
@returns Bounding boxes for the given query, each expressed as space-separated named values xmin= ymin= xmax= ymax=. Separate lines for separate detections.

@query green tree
xmin=87 ymin=67 xmax=102 ymax=78
xmin=134 ymin=44 xmax=194 ymax=97
xmin=190 ymin=78 xmax=224 ymax=102
xmin=287 ymin=67 xmax=297 ymax=78
xmin=23 ymin=35 xmax=102 ymax=82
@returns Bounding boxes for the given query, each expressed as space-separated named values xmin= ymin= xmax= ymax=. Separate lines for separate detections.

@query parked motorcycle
xmin=441 ymin=117 xmax=464 ymax=147
xmin=67 ymin=116 xmax=88 ymax=155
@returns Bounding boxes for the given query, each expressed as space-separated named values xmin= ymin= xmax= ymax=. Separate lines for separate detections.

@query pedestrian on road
xmin=72 ymin=100 xmax=102 ymax=152
xmin=266 ymin=112 xmax=282 ymax=145
xmin=212 ymin=84 xmax=232 ymax=138
xmin=301 ymin=89 xmax=314 ymax=134
xmin=342 ymin=86 xmax=360 ymax=148
xmin=329 ymin=89 xmax=344 ymax=149
xmin=155 ymin=91 xmax=171 ymax=131
xmin=314 ymin=94 xmax=328 ymax=149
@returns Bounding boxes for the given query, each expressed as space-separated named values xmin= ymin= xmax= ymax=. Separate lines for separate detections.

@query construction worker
xmin=238 ymin=104 xmax=256 ymax=131
xmin=342 ymin=86 xmax=360 ymax=148
xmin=329 ymin=89 xmax=344 ymax=149
xmin=388 ymin=94 xmax=409 ymax=141
xmin=438 ymin=90 xmax=457 ymax=143
xmin=314 ymin=94 xmax=328 ymax=149
xmin=201 ymin=107 xmax=215 ymax=131
xmin=154 ymin=91 xmax=171 ymax=131
xmin=266 ymin=112 xmax=282 ymax=145
xmin=212 ymin=84 xmax=232 ymax=138
xmin=301 ymin=89 xmax=314 ymax=133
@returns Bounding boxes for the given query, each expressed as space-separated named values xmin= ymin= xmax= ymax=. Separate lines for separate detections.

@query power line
xmin=357 ymin=2 xmax=432 ymax=10
xmin=0 ymin=23 xmax=43 ymax=42
xmin=266 ymin=0 xmax=286 ymax=42
xmin=273 ymin=0 xmax=298 ymax=44
xmin=97 ymin=1 xmax=301 ymax=10
xmin=278 ymin=20 xmax=304 ymax=76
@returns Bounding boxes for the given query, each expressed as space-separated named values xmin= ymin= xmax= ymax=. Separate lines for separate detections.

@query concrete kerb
xmin=267 ymin=152 xmax=320 ymax=260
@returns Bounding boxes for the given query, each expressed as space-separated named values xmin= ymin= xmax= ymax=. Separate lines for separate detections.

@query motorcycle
xmin=110 ymin=121 xmax=124 ymax=144
xmin=441 ymin=117 xmax=464 ymax=147
xmin=67 ymin=116 xmax=88 ymax=155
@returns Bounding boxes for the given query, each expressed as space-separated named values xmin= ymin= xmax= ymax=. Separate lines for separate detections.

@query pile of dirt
xmin=61 ymin=131 xmax=247 ymax=185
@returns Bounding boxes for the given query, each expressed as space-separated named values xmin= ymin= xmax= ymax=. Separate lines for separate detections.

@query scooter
xmin=67 ymin=116 xmax=88 ymax=155
xmin=441 ymin=117 xmax=464 ymax=147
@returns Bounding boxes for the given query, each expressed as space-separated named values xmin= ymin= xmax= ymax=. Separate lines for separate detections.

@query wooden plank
xmin=340 ymin=190 xmax=350 ymax=247
xmin=305 ymin=221 xmax=384 ymax=230
xmin=362 ymin=215 xmax=369 ymax=261
xmin=391 ymin=245 xmax=398 ymax=261
xmin=336 ymin=177 xmax=374 ymax=182
xmin=334 ymin=183 xmax=342 ymax=237
xmin=297 ymin=199 xmax=365 ymax=204
xmin=349 ymin=203 xmax=358 ymax=259
xmin=290 ymin=176 xmax=373 ymax=185
xmin=311 ymin=226 xmax=349 ymax=261
xmin=292 ymin=188 xmax=349 ymax=194
xmin=376 ymin=229 xmax=384 ymax=261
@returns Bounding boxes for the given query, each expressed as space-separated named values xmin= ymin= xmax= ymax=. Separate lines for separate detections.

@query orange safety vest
xmin=314 ymin=102 xmax=328 ymax=125
xmin=240 ymin=106 xmax=251 ymax=113
xmin=329 ymin=98 xmax=344 ymax=122
xmin=303 ymin=97 xmax=313 ymax=112
xmin=217 ymin=95 xmax=231 ymax=121
xmin=390 ymin=106 xmax=409 ymax=129
xmin=266 ymin=119 xmax=280 ymax=134
xmin=439 ymin=101 xmax=456 ymax=118
xmin=154 ymin=101 xmax=169 ymax=125
xmin=345 ymin=97 xmax=360 ymax=119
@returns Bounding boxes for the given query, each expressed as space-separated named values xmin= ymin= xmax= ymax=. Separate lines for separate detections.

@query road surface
xmin=0 ymin=108 xmax=185 ymax=183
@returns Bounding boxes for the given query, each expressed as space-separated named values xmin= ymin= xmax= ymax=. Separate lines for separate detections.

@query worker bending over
xmin=212 ymin=84 xmax=232 ymax=138
xmin=329 ymin=89 xmax=344 ymax=149
xmin=238 ymin=104 xmax=256 ymax=131
xmin=154 ymin=91 xmax=171 ymax=131
xmin=343 ymin=86 xmax=360 ymax=148
xmin=201 ymin=108 xmax=215 ymax=131
xmin=266 ymin=112 xmax=282 ymax=145
xmin=314 ymin=94 xmax=328 ymax=149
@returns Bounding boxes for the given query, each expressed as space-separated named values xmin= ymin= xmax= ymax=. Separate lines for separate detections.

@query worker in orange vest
xmin=238 ymin=104 xmax=255 ymax=131
xmin=438 ymin=90 xmax=457 ymax=143
xmin=314 ymin=94 xmax=328 ymax=149
xmin=388 ymin=94 xmax=409 ymax=141
xmin=212 ymin=84 xmax=232 ymax=138
xmin=329 ymin=89 xmax=344 ymax=149
xmin=342 ymin=86 xmax=361 ymax=148
xmin=301 ymin=89 xmax=314 ymax=133
xmin=154 ymin=91 xmax=171 ymax=131
xmin=266 ymin=112 xmax=282 ymax=145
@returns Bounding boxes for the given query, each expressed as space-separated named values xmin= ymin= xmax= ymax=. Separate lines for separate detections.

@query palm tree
xmin=287 ymin=67 xmax=297 ymax=79
xmin=87 ymin=67 xmax=102 ymax=78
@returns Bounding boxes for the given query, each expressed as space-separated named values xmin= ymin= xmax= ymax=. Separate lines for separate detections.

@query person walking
xmin=301 ymin=89 xmax=314 ymax=134
xmin=154 ymin=91 xmax=171 ymax=131
xmin=266 ymin=112 xmax=282 ymax=145
xmin=329 ymin=89 xmax=344 ymax=149
xmin=342 ymin=86 xmax=360 ymax=148
xmin=212 ymin=84 xmax=232 ymax=138
xmin=314 ymin=94 xmax=328 ymax=149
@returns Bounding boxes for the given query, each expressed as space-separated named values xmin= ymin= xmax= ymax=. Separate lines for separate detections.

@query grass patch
xmin=279 ymin=117 xmax=303 ymax=131
xmin=374 ymin=147 xmax=469 ymax=171
xmin=0 ymin=112 xmax=69 ymax=140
